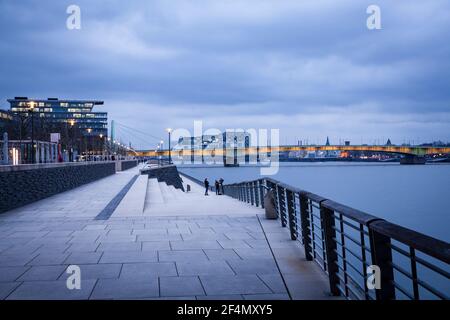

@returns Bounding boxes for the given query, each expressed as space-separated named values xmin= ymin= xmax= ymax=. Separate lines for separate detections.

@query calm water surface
xmin=180 ymin=163 xmax=450 ymax=242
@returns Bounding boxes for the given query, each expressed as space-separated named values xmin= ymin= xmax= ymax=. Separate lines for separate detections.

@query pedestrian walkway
xmin=0 ymin=166 xmax=333 ymax=300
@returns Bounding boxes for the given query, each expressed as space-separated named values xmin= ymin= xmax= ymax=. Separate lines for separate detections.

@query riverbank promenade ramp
xmin=0 ymin=164 xmax=333 ymax=300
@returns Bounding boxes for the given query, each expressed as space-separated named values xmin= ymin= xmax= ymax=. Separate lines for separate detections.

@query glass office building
xmin=7 ymin=97 xmax=107 ymax=137
xmin=7 ymin=97 xmax=108 ymax=157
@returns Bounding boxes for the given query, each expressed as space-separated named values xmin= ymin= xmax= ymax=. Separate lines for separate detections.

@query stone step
xmin=113 ymin=174 xmax=148 ymax=216
xmin=145 ymin=178 xmax=165 ymax=207
xmin=159 ymin=182 xmax=176 ymax=202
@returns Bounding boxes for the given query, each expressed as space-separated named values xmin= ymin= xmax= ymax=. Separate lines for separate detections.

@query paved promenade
xmin=0 ymin=165 xmax=332 ymax=300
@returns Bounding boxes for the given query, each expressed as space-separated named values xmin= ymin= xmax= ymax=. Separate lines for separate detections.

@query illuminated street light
xmin=29 ymin=101 xmax=36 ymax=164
xmin=166 ymin=128 xmax=172 ymax=164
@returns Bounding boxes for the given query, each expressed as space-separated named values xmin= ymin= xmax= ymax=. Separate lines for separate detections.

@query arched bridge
xmin=130 ymin=145 xmax=450 ymax=158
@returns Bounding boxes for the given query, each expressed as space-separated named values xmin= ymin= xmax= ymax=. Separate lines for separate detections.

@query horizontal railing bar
xmin=311 ymin=213 xmax=322 ymax=220
xmin=345 ymin=276 xmax=368 ymax=300
xmin=322 ymin=200 xmax=382 ymax=225
xmin=312 ymin=222 xmax=323 ymax=230
xmin=370 ymin=220 xmax=450 ymax=264
xmin=392 ymin=281 xmax=415 ymax=300
xmin=334 ymin=251 xmax=367 ymax=278
xmin=416 ymin=277 xmax=449 ymax=300
xmin=341 ymin=232 xmax=365 ymax=248
xmin=335 ymin=272 xmax=370 ymax=300
xmin=299 ymin=190 xmax=327 ymax=203
xmin=414 ymin=256 xmax=450 ymax=279
xmin=389 ymin=243 xmax=450 ymax=278
xmin=340 ymin=219 xmax=370 ymax=236
xmin=335 ymin=255 xmax=366 ymax=279
xmin=334 ymin=245 xmax=367 ymax=267
xmin=390 ymin=261 xmax=414 ymax=279
xmin=390 ymin=262 xmax=448 ymax=299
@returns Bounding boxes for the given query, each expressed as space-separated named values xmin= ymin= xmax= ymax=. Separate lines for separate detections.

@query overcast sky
xmin=1 ymin=0 xmax=449 ymax=149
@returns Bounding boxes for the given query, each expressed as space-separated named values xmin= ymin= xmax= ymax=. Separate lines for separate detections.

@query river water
xmin=179 ymin=162 xmax=450 ymax=242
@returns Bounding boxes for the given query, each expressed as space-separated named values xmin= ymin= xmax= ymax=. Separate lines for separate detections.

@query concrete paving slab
xmin=90 ymin=278 xmax=159 ymax=299
xmin=120 ymin=262 xmax=177 ymax=278
xmin=158 ymin=250 xmax=209 ymax=262
xmin=160 ymin=276 xmax=205 ymax=297
xmin=176 ymin=261 xmax=235 ymax=276
xmin=7 ymin=280 xmax=96 ymax=300
xmin=200 ymin=275 xmax=272 ymax=295
xmin=18 ymin=265 xmax=67 ymax=281
xmin=99 ymin=251 xmax=158 ymax=264
xmin=0 ymin=266 xmax=30 ymax=282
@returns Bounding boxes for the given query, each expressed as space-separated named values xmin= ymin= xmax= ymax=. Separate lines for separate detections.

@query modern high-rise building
xmin=7 ymin=97 xmax=107 ymax=137
xmin=7 ymin=97 xmax=108 ymax=156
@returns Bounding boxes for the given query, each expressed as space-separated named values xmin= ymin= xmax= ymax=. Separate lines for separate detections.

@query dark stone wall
xmin=120 ymin=160 xmax=138 ymax=171
xmin=0 ymin=162 xmax=116 ymax=214
xmin=141 ymin=165 xmax=184 ymax=191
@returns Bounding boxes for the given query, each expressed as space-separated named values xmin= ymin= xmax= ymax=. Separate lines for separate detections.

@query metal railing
xmin=178 ymin=171 xmax=217 ymax=193
xmin=223 ymin=177 xmax=450 ymax=300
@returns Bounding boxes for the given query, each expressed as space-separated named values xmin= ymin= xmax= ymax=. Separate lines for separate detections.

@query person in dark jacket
xmin=204 ymin=178 xmax=210 ymax=196
xmin=219 ymin=178 xmax=224 ymax=195
xmin=215 ymin=180 xmax=220 ymax=195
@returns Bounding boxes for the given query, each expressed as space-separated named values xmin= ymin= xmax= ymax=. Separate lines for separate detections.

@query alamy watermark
xmin=66 ymin=4 xmax=81 ymax=30
xmin=367 ymin=5 xmax=382 ymax=30
xmin=367 ymin=265 xmax=381 ymax=290
xmin=66 ymin=265 xmax=81 ymax=290
xmin=169 ymin=121 xmax=280 ymax=175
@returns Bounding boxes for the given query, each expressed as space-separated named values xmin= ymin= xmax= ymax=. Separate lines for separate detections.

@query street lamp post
xmin=99 ymin=134 xmax=104 ymax=158
xmin=29 ymin=102 xmax=35 ymax=164
xmin=166 ymin=128 xmax=172 ymax=164
xmin=69 ymin=119 xmax=75 ymax=161
xmin=87 ymin=128 xmax=92 ymax=159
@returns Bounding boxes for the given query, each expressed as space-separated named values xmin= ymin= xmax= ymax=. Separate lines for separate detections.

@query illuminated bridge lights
xmin=130 ymin=145 xmax=450 ymax=158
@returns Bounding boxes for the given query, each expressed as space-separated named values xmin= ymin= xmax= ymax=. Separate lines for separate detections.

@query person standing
xmin=204 ymin=178 xmax=210 ymax=196
xmin=215 ymin=180 xmax=220 ymax=195
xmin=219 ymin=178 xmax=224 ymax=195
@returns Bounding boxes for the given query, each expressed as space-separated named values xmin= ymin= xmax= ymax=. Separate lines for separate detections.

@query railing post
xmin=245 ymin=183 xmax=250 ymax=203
xmin=286 ymin=190 xmax=297 ymax=240
xmin=250 ymin=182 xmax=255 ymax=206
xmin=254 ymin=181 xmax=259 ymax=207
xmin=368 ymin=225 xmax=396 ymax=300
xmin=277 ymin=185 xmax=287 ymax=227
xmin=320 ymin=205 xmax=339 ymax=296
xmin=259 ymin=180 xmax=265 ymax=209
xmin=272 ymin=182 xmax=280 ymax=218
xmin=299 ymin=193 xmax=313 ymax=261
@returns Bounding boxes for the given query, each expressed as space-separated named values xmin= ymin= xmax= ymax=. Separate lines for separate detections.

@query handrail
xmin=370 ymin=220 xmax=450 ymax=264
xmin=223 ymin=177 xmax=450 ymax=300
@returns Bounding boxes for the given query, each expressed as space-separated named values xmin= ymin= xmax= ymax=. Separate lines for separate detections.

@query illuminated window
xmin=60 ymin=102 xmax=69 ymax=107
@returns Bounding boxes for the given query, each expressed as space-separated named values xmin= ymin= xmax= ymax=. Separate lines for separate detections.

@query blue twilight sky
xmin=0 ymin=0 xmax=449 ymax=149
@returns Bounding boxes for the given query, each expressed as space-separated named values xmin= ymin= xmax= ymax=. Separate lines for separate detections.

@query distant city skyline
xmin=1 ymin=1 xmax=449 ymax=149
